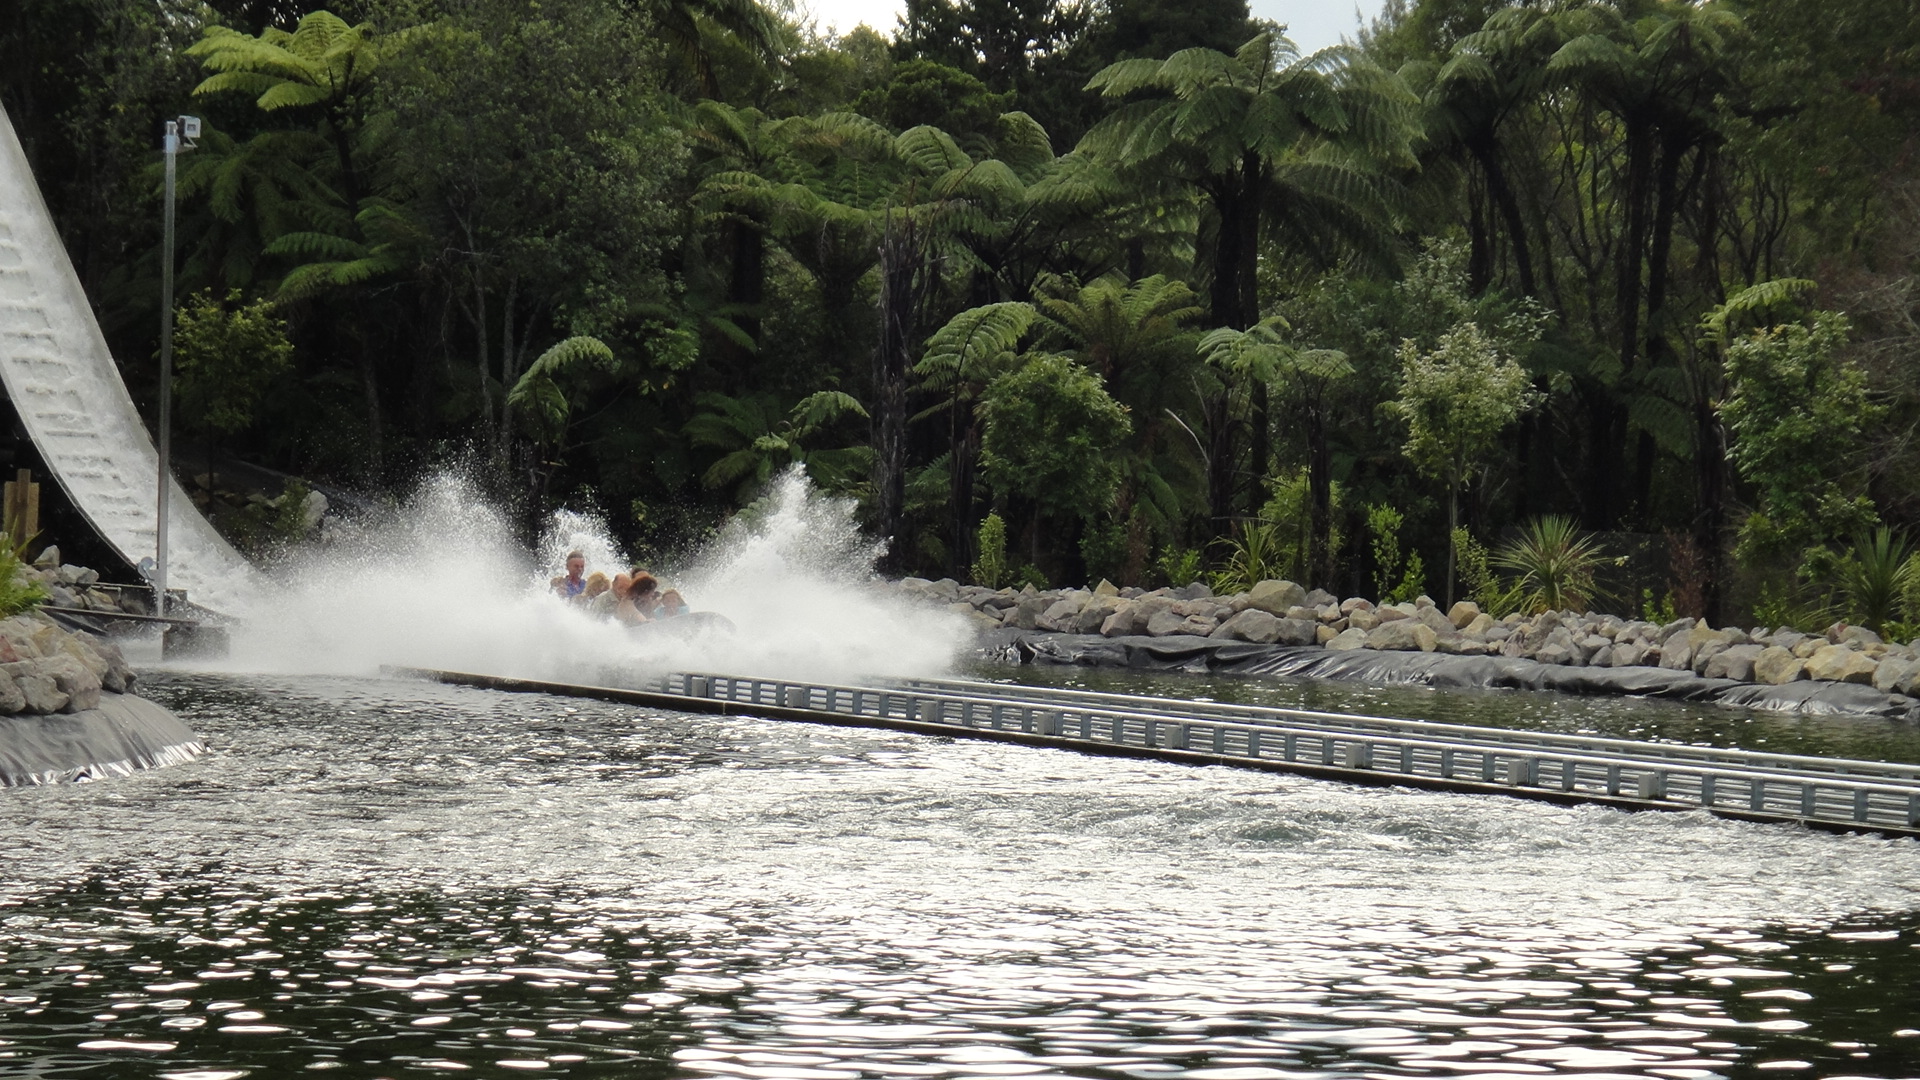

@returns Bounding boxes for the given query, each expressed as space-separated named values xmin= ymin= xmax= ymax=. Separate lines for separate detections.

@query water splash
xmin=220 ymin=468 xmax=969 ymax=683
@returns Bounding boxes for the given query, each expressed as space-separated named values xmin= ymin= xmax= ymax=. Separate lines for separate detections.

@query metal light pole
xmin=155 ymin=115 xmax=198 ymax=616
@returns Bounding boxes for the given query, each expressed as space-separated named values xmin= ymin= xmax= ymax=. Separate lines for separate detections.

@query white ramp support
xmin=0 ymin=103 xmax=252 ymax=608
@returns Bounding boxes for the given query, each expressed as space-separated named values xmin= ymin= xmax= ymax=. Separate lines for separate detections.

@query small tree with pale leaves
xmin=1392 ymin=322 xmax=1541 ymax=604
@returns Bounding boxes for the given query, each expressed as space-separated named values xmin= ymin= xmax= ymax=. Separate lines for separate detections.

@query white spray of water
xmin=220 ymin=469 xmax=970 ymax=684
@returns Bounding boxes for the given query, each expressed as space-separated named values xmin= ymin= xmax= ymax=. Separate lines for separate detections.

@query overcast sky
xmin=794 ymin=0 xmax=1388 ymax=56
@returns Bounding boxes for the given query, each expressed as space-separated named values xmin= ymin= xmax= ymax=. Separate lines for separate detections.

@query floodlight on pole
xmin=155 ymin=114 xmax=198 ymax=616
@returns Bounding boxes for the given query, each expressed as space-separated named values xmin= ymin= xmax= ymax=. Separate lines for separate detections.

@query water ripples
xmin=3 ymin=672 xmax=1920 ymax=1078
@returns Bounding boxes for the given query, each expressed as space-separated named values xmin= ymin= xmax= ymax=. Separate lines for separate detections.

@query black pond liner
xmin=1002 ymin=630 xmax=1920 ymax=722
xmin=0 ymin=694 xmax=204 ymax=786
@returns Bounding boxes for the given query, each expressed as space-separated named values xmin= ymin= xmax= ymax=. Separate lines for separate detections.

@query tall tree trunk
xmin=1632 ymin=132 xmax=1689 ymax=525
xmin=1445 ymin=475 xmax=1460 ymax=608
xmin=1205 ymin=390 xmax=1234 ymax=543
xmin=725 ymin=216 xmax=765 ymax=380
xmin=1616 ymin=116 xmax=1654 ymax=381
xmin=871 ymin=214 xmax=924 ymax=571
xmin=1240 ymin=159 xmax=1264 ymax=513
xmin=1597 ymin=115 xmax=1655 ymax=529
xmin=497 ymin=274 xmax=517 ymax=464
xmin=1473 ymin=136 xmax=1538 ymax=298
xmin=356 ymin=333 xmax=382 ymax=480
xmin=1306 ymin=397 xmax=1331 ymax=589
xmin=948 ymin=415 xmax=978 ymax=579
xmin=1211 ymin=156 xmax=1267 ymax=518
xmin=1693 ymin=398 xmax=1727 ymax=626
xmin=1467 ymin=171 xmax=1492 ymax=296
xmin=1691 ymin=147 xmax=1728 ymax=625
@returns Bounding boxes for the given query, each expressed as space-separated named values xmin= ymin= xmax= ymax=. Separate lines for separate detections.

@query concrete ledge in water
xmin=0 ymin=695 xmax=204 ymax=786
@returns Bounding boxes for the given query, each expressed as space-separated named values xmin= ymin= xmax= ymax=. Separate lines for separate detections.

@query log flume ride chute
xmin=0 ymin=104 xmax=252 ymax=608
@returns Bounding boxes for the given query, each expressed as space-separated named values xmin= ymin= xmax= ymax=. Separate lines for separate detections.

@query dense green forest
xmin=2 ymin=0 xmax=1916 ymax=625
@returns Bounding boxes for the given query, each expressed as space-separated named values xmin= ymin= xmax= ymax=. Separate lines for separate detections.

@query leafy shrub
xmin=1154 ymin=545 xmax=1203 ymax=587
xmin=1451 ymin=527 xmax=1526 ymax=616
xmin=1260 ymin=468 xmax=1343 ymax=584
xmin=1210 ymin=519 xmax=1282 ymax=595
xmin=0 ymin=548 xmax=47 ymax=618
xmin=979 ymin=355 xmax=1130 ymax=520
xmin=173 ymin=289 xmax=295 ymax=438
xmin=1834 ymin=527 xmax=1919 ymax=635
xmin=1367 ymin=504 xmax=1425 ymax=603
xmin=971 ymin=512 xmax=1008 ymax=588
xmin=1492 ymin=516 xmax=1612 ymax=614
xmin=1079 ymin=516 xmax=1127 ymax=586
xmin=1719 ymin=309 xmax=1882 ymax=562
xmin=1011 ymin=564 xmax=1051 ymax=590
xmin=1642 ymin=587 xmax=1679 ymax=626
xmin=222 ymin=480 xmax=322 ymax=560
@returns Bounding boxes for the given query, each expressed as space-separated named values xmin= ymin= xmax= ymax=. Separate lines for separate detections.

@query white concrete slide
xmin=0 ymin=103 xmax=253 ymax=608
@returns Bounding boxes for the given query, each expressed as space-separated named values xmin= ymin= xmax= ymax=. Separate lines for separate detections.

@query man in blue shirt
xmin=551 ymin=550 xmax=588 ymax=600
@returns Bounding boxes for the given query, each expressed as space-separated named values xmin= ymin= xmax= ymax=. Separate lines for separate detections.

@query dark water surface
xmin=982 ymin=661 xmax=1920 ymax=764
xmin=5 ymin=671 xmax=1920 ymax=1079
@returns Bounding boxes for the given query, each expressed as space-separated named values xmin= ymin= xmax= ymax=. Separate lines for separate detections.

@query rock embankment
xmin=26 ymin=545 xmax=152 ymax=616
xmin=895 ymin=575 xmax=1920 ymax=699
xmin=0 ymin=605 xmax=195 ymax=787
xmin=0 ymin=612 xmax=138 ymax=715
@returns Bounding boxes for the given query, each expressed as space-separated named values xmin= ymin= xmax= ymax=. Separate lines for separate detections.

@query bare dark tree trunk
xmin=1593 ymin=114 xmax=1655 ymax=529
xmin=1204 ymin=390 xmax=1234 ymax=543
xmin=497 ymin=274 xmax=517 ymax=463
xmin=1690 ymin=146 xmax=1728 ymax=626
xmin=1201 ymin=156 xmax=1266 ymax=534
xmin=723 ymin=215 xmax=765 ymax=380
xmin=1306 ymin=395 xmax=1331 ymax=589
xmin=871 ymin=213 xmax=926 ymax=572
xmin=1472 ymin=135 xmax=1537 ymax=298
xmin=949 ymin=421 xmax=978 ymax=579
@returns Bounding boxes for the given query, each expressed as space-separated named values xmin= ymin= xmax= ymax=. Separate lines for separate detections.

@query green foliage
xmin=1259 ymin=469 xmax=1344 ymax=582
xmin=0 ymin=549 xmax=48 ymax=618
xmin=1392 ymin=322 xmax=1540 ymax=489
xmin=1011 ymin=564 xmax=1051 ymax=590
xmin=1832 ymin=527 xmax=1920 ymax=636
xmin=1199 ymin=320 xmax=1354 ymax=388
xmin=189 ymin=11 xmax=408 ymax=116
xmin=172 ymin=289 xmax=295 ymax=436
xmin=1642 ymin=588 xmax=1679 ymax=627
xmin=1079 ymin=516 xmax=1128 ymax=585
xmin=1718 ymin=309 xmax=1882 ymax=562
xmin=683 ymin=390 xmax=871 ymax=503
xmin=506 ymin=336 xmax=621 ymax=446
xmin=222 ymin=479 xmax=319 ymax=559
xmin=1079 ymin=30 xmax=1419 ymax=309
xmin=1452 ymin=527 xmax=1525 ymax=617
xmin=1154 ymin=546 xmax=1204 ymax=588
xmin=27 ymin=0 xmax=1920 ymax=595
xmin=854 ymin=60 xmax=1012 ymax=147
xmin=916 ymin=302 xmax=1038 ymax=406
xmin=1366 ymin=504 xmax=1425 ymax=604
xmin=971 ymin=512 xmax=1008 ymax=588
xmin=978 ymin=355 xmax=1131 ymax=522
xmin=1491 ymin=516 xmax=1612 ymax=615
xmin=1209 ymin=519 xmax=1283 ymax=596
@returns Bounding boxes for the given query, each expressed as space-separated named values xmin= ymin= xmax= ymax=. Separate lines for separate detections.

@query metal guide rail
xmin=398 ymin=667 xmax=1920 ymax=837
xmin=625 ymin=671 xmax=1920 ymax=837
xmin=896 ymin=675 xmax=1920 ymax=784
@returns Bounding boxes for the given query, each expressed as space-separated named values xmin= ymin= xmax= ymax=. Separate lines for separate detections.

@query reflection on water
xmin=984 ymin=660 xmax=1920 ymax=764
xmin=4 ymin=672 xmax=1920 ymax=1078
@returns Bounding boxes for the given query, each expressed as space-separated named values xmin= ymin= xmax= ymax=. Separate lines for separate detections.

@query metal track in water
xmin=402 ymin=667 xmax=1920 ymax=838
